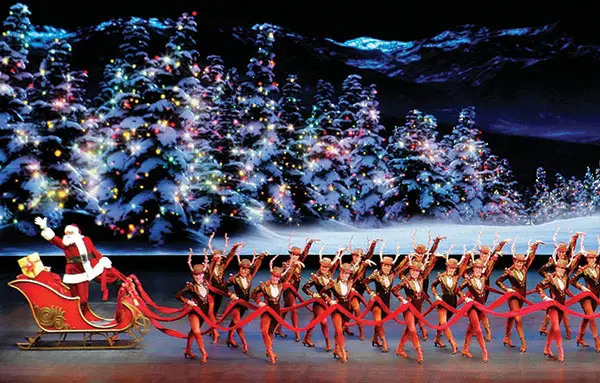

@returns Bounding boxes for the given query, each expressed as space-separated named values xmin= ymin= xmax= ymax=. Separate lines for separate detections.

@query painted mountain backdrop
xmin=26 ymin=19 xmax=600 ymax=145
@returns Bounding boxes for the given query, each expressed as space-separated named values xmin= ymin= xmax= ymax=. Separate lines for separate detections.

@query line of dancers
xmin=177 ymin=229 xmax=599 ymax=364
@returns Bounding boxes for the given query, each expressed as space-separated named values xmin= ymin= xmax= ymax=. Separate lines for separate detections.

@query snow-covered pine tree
xmin=445 ymin=106 xmax=484 ymax=221
xmin=278 ymin=74 xmax=308 ymax=220
xmin=528 ymin=167 xmax=553 ymax=224
xmin=583 ymin=166 xmax=600 ymax=213
xmin=550 ymin=172 xmax=569 ymax=219
xmin=383 ymin=109 xmax=454 ymax=220
xmin=480 ymin=155 xmax=526 ymax=223
xmin=302 ymin=79 xmax=349 ymax=221
xmin=0 ymin=3 xmax=35 ymax=231
xmin=98 ymin=18 xmax=193 ymax=245
xmin=190 ymin=67 xmax=262 ymax=233
xmin=26 ymin=39 xmax=91 ymax=223
xmin=348 ymin=83 xmax=390 ymax=225
xmin=336 ymin=74 xmax=363 ymax=218
xmin=239 ymin=24 xmax=295 ymax=223
xmin=568 ymin=176 xmax=590 ymax=217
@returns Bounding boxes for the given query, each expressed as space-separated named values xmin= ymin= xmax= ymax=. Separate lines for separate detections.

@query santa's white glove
xmin=34 ymin=217 xmax=48 ymax=230
xmin=543 ymin=296 xmax=553 ymax=302
xmin=465 ymin=297 xmax=473 ymax=303
xmin=258 ymin=302 xmax=266 ymax=308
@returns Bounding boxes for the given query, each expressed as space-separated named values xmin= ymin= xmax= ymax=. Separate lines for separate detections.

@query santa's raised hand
xmin=34 ymin=217 xmax=48 ymax=230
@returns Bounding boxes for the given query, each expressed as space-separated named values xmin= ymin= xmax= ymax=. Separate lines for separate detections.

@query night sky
xmin=14 ymin=0 xmax=597 ymax=41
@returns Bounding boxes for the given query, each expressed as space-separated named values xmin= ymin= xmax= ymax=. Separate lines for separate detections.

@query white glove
xmin=370 ymin=292 xmax=376 ymax=299
xmin=400 ymin=298 xmax=408 ymax=305
xmin=465 ymin=297 xmax=473 ymax=303
xmin=312 ymin=293 xmax=321 ymax=299
xmin=581 ymin=286 xmax=590 ymax=292
xmin=258 ymin=302 xmax=266 ymax=307
xmin=329 ymin=300 xmax=337 ymax=305
xmin=543 ymin=296 xmax=553 ymax=302
xmin=507 ymin=288 xmax=515 ymax=293
xmin=34 ymin=217 xmax=48 ymax=230
xmin=230 ymin=294 xmax=238 ymax=300
xmin=186 ymin=299 xmax=197 ymax=307
xmin=435 ymin=296 xmax=442 ymax=301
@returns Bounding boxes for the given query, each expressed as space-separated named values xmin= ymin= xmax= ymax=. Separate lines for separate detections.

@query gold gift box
xmin=18 ymin=252 xmax=44 ymax=278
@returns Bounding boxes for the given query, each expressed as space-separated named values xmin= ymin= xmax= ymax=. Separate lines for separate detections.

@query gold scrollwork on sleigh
xmin=34 ymin=305 xmax=71 ymax=330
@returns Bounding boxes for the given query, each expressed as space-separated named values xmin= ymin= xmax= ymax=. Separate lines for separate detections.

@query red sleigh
xmin=8 ymin=256 xmax=150 ymax=350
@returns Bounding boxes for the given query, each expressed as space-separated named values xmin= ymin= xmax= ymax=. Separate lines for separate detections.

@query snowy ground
xmin=1 ymin=215 xmax=599 ymax=256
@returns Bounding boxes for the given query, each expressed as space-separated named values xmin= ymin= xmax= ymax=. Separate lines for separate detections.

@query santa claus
xmin=34 ymin=217 xmax=121 ymax=310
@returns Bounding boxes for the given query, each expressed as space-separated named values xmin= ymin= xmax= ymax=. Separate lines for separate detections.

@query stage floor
xmin=2 ymin=270 xmax=600 ymax=382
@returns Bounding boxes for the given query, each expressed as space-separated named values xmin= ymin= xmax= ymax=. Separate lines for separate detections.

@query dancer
xmin=363 ymin=242 xmax=399 ymax=353
xmin=301 ymin=244 xmax=343 ymax=351
xmin=537 ymin=258 xmax=575 ymax=363
xmin=459 ymin=232 xmax=510 ymax=342
xmin=495 ymin=238 xmax=544 ymax=352
xmin=458 ymin=259 xmax=490 ymax=363
xmin=431 ymin=252 xmax=468 ymax=354
xmin=538 ymin=229 xmax=583 ymax=339
xmin=394 ymin=231 xmax=445 ymax=340
xmin=250 ymin=255 xmax=291 ymax=364
xmin=569 ymin=235 xmax=600 ymax=351
xmin=344 ymin=237 xmax=382 ymax=340
xmin=222 ymin=250 xmax=267 ymax=352
xmin=276 ymin=235 xmax=319 ymax=341
xmin=319 ymin=262 xmax=356 ymax=364
xmin=176 ymin=249 xmax=217 ymax=363
xmin=206 ymin=233 xmax=244 ymax=327
xmin=393 ymin=258 xmax=427 ymax=364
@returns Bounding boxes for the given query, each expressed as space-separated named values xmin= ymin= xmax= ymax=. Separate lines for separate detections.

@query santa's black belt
xmin=66 ymin=258 xmax=84 ymax=264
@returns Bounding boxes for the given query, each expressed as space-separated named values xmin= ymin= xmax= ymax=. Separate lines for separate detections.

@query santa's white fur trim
xmin=41 ymin=228 xmax=55 ymax=241
xmin=62 ymin=257 xmax=112 ymax=284
xmin=73 ymin=235 xmax=88 ymax=259
xmin=64 ymin=225 xmax=80 ymax=234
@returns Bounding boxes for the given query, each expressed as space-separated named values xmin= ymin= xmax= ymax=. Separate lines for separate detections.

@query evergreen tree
xmin=568 ymin=176 xmax=589 ymax=217
xmin=528 ymin=167 xmax=553 ymax=223
xmin=383 ymin=110 xmax=454 ymax=220
xmin=348 ymin=84 xmax=390 ymax=225
xmin=302 ymin=79 xmax=350 ymax=221
xmin=550 ymin=172 xmax=569 ymax=219
xmin=278 ymin=74 xmax=308 ymax=219
xmin=480 ymin=155 xmax=526 ymax=223
xmin=239 ymin=24 xmax=294 ymax=222
xmin=583 ymin=166 xmax=599 ymax=213
xmin=27 ymin=39 xmax=91 ymax=220
xmin=445 ymin=106 xmax=484 ymax=221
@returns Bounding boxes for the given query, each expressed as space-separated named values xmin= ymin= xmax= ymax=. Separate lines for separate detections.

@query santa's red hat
xmin=64 ymin=224 xmax=80 ymax=234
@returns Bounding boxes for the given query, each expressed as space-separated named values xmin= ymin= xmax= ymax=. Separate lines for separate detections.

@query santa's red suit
xmin=38 ymin=222 xmax=121 ymax=308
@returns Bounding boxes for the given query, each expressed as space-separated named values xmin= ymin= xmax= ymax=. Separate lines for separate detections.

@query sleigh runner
xmin=9 ymin=253 xmax=150 ymax=350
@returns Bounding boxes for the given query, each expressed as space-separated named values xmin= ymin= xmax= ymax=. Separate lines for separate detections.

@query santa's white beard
xmin=63 ymin=233 xmax=83 ymax=246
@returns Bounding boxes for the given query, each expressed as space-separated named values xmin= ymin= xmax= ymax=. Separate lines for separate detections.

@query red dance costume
xmin=277 ymin=238 xmax=318 ymax=341
xmin=431 ymin=256 xmax=465 ymax=354
xmin=319 ymin=263 xmax=355 ymax=364
xmin=363 ymin=251 xmax=399 ymax=353
xmin=393 ymin=260 xmax=427 ymax=363
xmin=345 ymin=239 xmax=382 ymax=340
xmin=458 ymin=259 xmax=489 ymax=363
xmin=223 ymin=251 xmax=265 ymax=352
xmin=569 ymin=246 xmax=600 ymax=351
xmin=536 ymin=259 xmax=574 ymax=363
xmin=495 ymin=240 xmax=542 ymax=352
xmin=538 ymin=231 xmax=582 ymax=339
xmin=250 ymin=256 xmax=290 ymax=364
xmin=301 ymin=247 xmax=342 ymax=351
xmin=176 ymin=254 xmax=217 ymax=363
